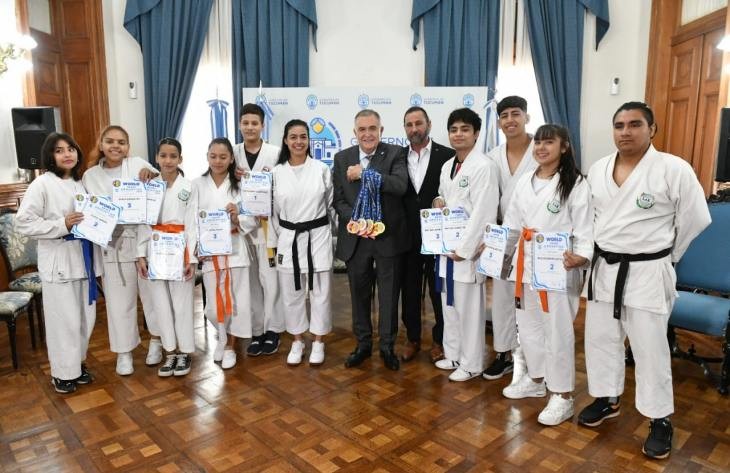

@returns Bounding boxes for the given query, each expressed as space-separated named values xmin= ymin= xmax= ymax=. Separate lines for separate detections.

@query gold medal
xmin=365 ymin=219 xmax=374 ymax=234
xmin=347 ymin=220 xmax=359 ymax=234
xmin=356 ymin=218 xmax=368 ymax=235
xmin=372 ymin=221 xmax=385 ymax=236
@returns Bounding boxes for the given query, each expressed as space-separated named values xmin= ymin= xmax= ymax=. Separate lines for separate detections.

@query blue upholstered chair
xmin=668 ymin=202 xmax=730 ymax=394
xmin=0 ymin=211 xmax=43 ymax=346
xmin=0 ymin=291 xmax=33 ymax=369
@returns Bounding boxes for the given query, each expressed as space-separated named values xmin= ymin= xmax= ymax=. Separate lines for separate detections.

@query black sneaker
xmin=174 ymin=354 xmax=192 ymax=376
xmin=578 ymin=397 xmax=621 ymax=427
xmin=51 ymin=377 xmax=77 ymax=394
xmin=643 ymin=417 xmax=673 ymax=459
xmin=247 ymin=335 xmax=264 ymax=356
xmin=76 ymin=364 xmax=93 ymax=385
xmin=261 ymin=331 xmax=280 ymax=355
xmin=482 ymin=352 xmax=514 ymax=380
xmin=158 ymin=354 xmax=177 ymax=377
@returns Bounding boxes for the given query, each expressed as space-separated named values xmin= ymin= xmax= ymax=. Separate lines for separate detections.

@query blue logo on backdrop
xmin=306 ymin=94 xmax=318 ymax=110
xmin=463 ymin=93 xmax=475 ymax=107
xmin=357 ymin=94 xmax=370 ymax=108
xmin=309 ymin=117 xmax=342 ymax=168
xmin=410 ymin=93 xmax=423 ymax=106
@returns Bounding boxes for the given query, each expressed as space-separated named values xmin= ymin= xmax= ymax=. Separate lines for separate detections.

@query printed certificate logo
xmin=485 ymin=224 xmax=491 ymax=233
xmin=410 ymin=93 xmax=423 ymax=106
xmin=306 ymin=94 xmax=318 ymax=110
xmin=536 ymin=234 xmax=545 ymax=243
xmin=442 ymin=208 xmax=451 ymax=216
xmin=199 ymin=210 xmax=207 ymax=219
xmin=112 ymin=179 xmax=121 ymax=187
xmin=421 ymin=209 xmax=430 ymax=219
xmin=357 ymin=94 xmax=370 ymax=108
xmin=152 ymin=233 xmax=160 ymax=241
xmin=309 ymin=117 xmax=342 ymax=168
xmin=463 ymin=93 xmax=475 ymax=107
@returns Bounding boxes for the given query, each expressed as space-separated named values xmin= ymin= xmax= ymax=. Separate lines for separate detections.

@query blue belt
xmin=434 ymin=256 xmax=454 ymax=306
xmin=63 ymin=234 xmax=97 ymax=305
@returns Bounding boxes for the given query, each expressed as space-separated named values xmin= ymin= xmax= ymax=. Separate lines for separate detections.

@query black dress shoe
xmin=380 ymin=349 xmax=400 ymax=371
xmin=345 ymin=348 xmax=371 ymax=368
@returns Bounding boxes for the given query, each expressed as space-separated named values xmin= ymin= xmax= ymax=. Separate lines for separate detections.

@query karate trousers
xmin=279 ymin=270 xmax=332 ymax=336
xmin=102 ymin=261 xmax=140 ymax=353
xmin=203 ymin=266 xmax=253 ymax=339
xmin=138 ymin=277 xmax=195 ymax=353
xmin=441 ymin=280 xmax=486 ymax=373
xmin=491 ymin=278 xmax=519 ymax=353
xmin=247 ymin=242 xmax=285 ymax=336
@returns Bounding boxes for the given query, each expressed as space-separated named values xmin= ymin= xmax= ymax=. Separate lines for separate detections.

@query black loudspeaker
xmin=11 ymin=107 xmax=60 ymax=170
xmin=716 ymin=107 xmax=730 ymax=182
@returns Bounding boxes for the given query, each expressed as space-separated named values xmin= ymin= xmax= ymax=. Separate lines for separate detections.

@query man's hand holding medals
xmin=346 ymin=169 xmax=386 ymax=239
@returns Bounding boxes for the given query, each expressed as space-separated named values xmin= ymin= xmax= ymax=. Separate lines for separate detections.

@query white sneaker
xmin=502 ymin=376 xmax=546 ymax=399
xmin=221 ymin=349 xmax=237 ymax=369
xmin=538 ymin=394 xmax=575 ymax=426
xmin=435 ymin=359 xmax=460 ymax=370
xmin=287 ymin=340 xmax=305 ymax=365
xmin=448 ymin=367 xmax=481 ymax=382
xmin=146 ymin=338 xmax=163 ymax=366
xmin=214 ymin=326 xmax=227 ymax=362
xmin=309 ymin=341 xmax=325 ymax=366
xmin=116 ymin=352 xmax=134 ymax=376
xmin=509 ymin=346 xmax=527 ymax=386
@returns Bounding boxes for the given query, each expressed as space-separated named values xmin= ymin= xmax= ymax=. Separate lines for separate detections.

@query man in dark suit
xmin=399 ymin=106 xmax=455 ymax=363
xmin=333 ymin=109 xmax=409 ymax=371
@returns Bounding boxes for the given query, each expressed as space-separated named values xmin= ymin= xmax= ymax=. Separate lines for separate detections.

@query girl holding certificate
xmin=136 ymin=138 xmax=197 ymax=377
xmin=268 ymin=120 xmax=334 ymax=366
xmin=16 ymin=133 xmax=104 ymax=393
xmin=501 ymin=124 xmax=593 ymax=426
xmin=83 ymin=126 xmax=158 ymax=376
xmin=193 ymin=138 xmax=257 ymax=369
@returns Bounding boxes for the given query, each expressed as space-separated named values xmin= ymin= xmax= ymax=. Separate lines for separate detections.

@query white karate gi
xmin=82 ymin=157 xmax=156 ymax=353
xmin=16 ymin=173 xmax=104 ymax=380
xmin=486 ymin=141 xmax=537 ymax=351
xmin=191 ymin=174 xmax=257 ymax=338
xmin=233 ymin=142 xmax=284 ymax=336
xmin=503 ymin=173 xmax=593 ymax=393
xmin=584 ymin=145 xmax=711 ymax=418
xmin=137 ymin=175 xmax=198 ymax=353
xmin=268 ymin=157 xmax=335 ymax=336
xmin=436 ymin=149 xmax=499 ymax=373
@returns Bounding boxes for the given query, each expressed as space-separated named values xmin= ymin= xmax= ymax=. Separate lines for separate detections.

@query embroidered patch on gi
xmin=636 ymin=192 xmax=655 ymax=209
xmin=178 ymin=189 xmax=190 ymax=201
xmin=458 ymin=176 xmax=469 ymax=188
xmin=277 ymin=254 xmax=284 ymax=264
xmin=546 ymin=198 xmax=561 ymax=214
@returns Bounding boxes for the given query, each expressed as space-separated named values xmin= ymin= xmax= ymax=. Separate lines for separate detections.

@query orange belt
xmin=152 ymin=223 xmax=189 ymax=266
xmin=212 ymin=255 xmax=233 ymax=323
xmin=515 ymin=228 xmax=549 ymax=313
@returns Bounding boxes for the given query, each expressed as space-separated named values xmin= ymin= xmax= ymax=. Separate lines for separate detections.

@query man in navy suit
xmin=399 ymin=106 xmax=455 ymax=363
xmin=333 ymin=109 xmax=409 ymax=370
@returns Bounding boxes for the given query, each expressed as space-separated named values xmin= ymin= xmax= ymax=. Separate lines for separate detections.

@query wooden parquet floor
xmin=1 ymin=275 xmax=729 ymax=472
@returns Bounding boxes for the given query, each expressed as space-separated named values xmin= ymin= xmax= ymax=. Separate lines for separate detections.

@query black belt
xmin=587 ymin=244 xmax=672 ymax=319
xmin=279 ymin=215 xmax=329 ymax=291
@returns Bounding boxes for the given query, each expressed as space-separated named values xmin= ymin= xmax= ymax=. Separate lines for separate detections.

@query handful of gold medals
xmin=346 ymin=169 xmax=385 ymax=239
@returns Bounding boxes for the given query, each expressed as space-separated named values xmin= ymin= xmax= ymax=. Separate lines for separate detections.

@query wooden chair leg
xmin=36 ymin=294 xmax=45 ymax=343
xmin=6 ymin=318 xmax=18 ymax=369
xmin=720 ymin=319 xmax=730 ymax=395
xmin=27 ymin=299 xmax=37 ymax=350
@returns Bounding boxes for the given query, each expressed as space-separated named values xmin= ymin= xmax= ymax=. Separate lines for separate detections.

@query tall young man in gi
xmin=579 ymin=101 xmax=711 ymax=459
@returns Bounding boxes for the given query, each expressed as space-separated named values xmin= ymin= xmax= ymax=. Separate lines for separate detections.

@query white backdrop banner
xmin=241 ymin=87 xmax=494 ymax=167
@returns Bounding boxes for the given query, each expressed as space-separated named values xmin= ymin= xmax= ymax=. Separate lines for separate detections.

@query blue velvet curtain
xmin=124 ymin=0 xmax=213 ymax=162
xmin=524 ymin=0 xmax=610 ymax=166
xmin=410 ymin=0 xmax=500 ymax=95
xmin=231 ymin=0 xmax=317 ymax=142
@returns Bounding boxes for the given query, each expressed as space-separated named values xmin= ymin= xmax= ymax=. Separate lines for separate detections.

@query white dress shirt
xmin=407 ymin=139 xmax=432 ymax=194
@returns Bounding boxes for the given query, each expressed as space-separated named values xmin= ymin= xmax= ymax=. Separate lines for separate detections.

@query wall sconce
xmin=0 ymin=33 xmax=37 ymax=76
xmin=718 ymin=35 xmax=730 ymax=51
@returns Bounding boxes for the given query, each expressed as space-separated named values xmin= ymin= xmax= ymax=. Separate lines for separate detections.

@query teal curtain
xmin=411 ymin=0 xmax=500 ymax=96
xmin=232 ymin=0 xmax=317 ymax=142
xmin=524 ymin=0 xmax=610 ymax=166
xmin=124 ymin=0 xmax=213 ymax=162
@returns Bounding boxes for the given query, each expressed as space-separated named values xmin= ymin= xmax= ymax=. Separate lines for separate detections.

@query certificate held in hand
xmin=72 ymin=195 xmax=121 ymax=248
xmin=441 ymin=207 xmax=469 ymax=253
xmin=197 ymin=209 xmax=233 ymax=257
xmin=239 ymin=171 xmax=272 ymax=217
xmin=419 ymin=208 xmax=444 ymax=255
xmin=477 ymin=224 xmax=519 ymax=279
xmin=531 ymin=231 xmax=570 ymax=292
xmin=112 ymin=179 xmax=146 ymax=224
xmin=145 ymin=180 xmax=166 ymax=225
xmin=148 ymin=231 xmax=186 ymax=281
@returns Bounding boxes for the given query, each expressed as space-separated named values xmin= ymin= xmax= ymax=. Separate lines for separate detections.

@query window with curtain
xmin=178 ymin=0 xmax=234 ymax=178
xmin=495 ymin=0 xmax=545 ymax=139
